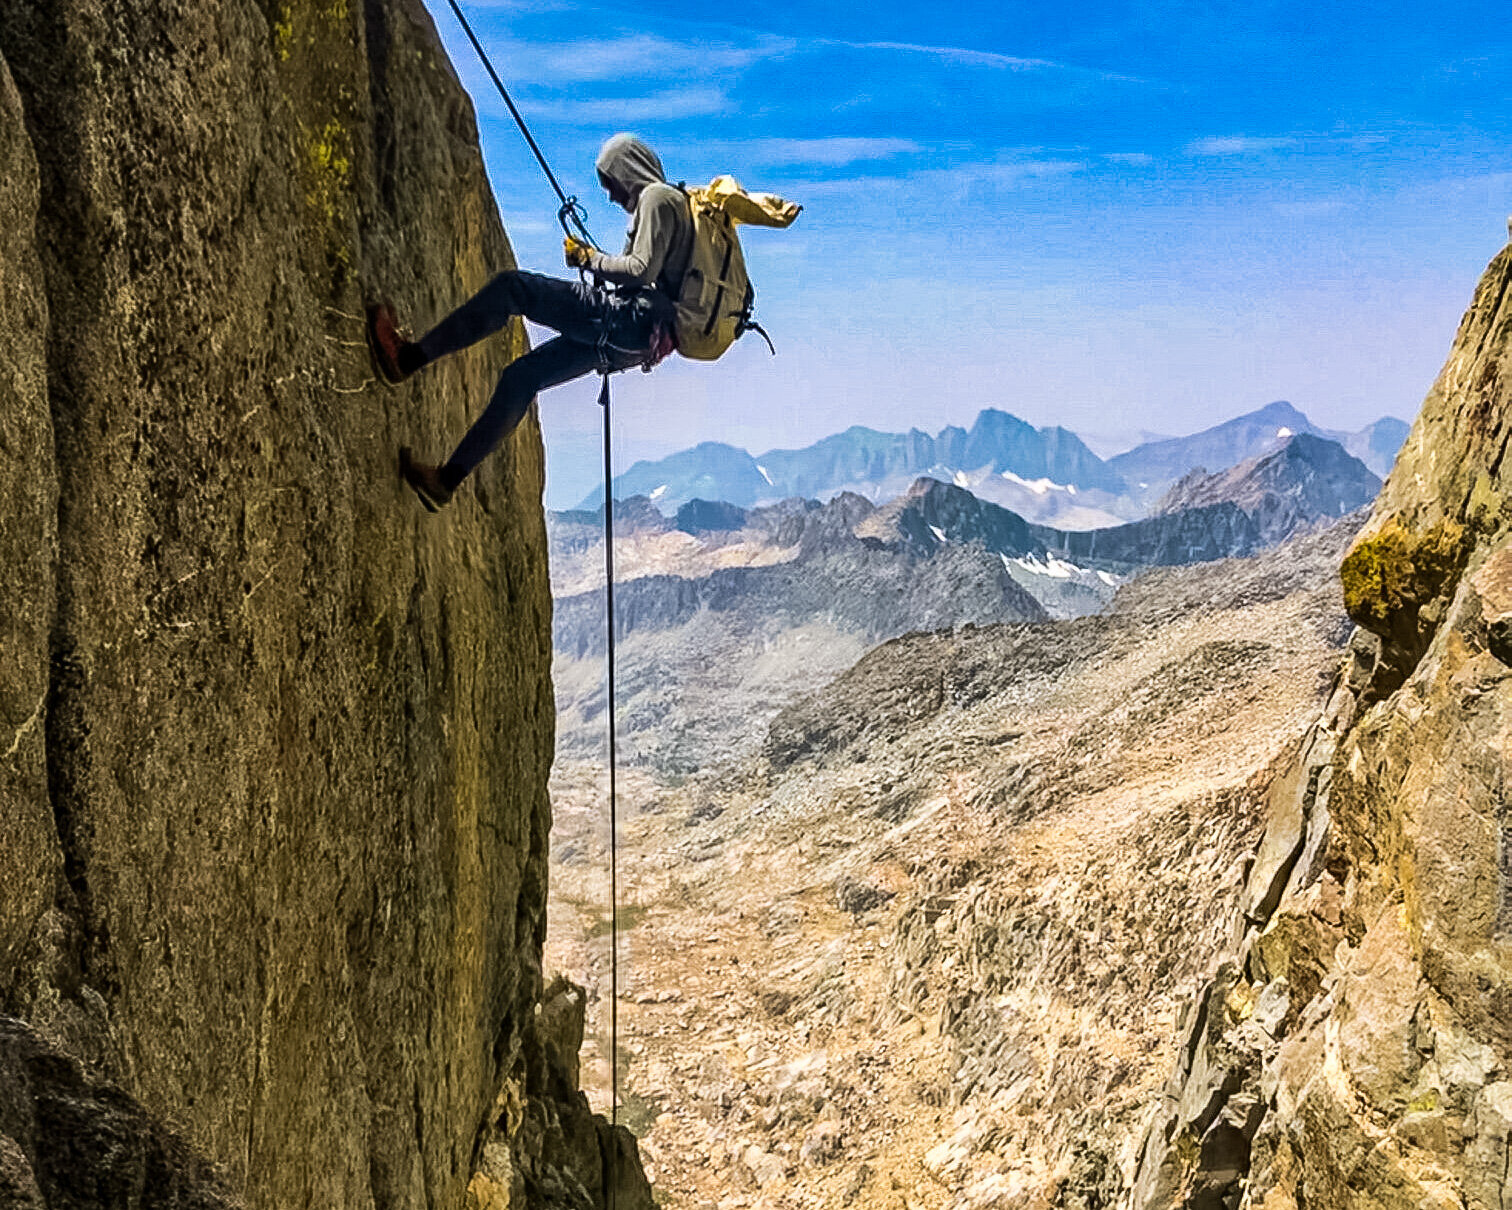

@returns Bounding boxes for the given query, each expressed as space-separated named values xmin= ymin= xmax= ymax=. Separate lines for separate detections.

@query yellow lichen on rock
xmin=301 ymin=117 xmax=353 ymax=262
xmin=1339 ymin=516 xmax=1467 ymax=640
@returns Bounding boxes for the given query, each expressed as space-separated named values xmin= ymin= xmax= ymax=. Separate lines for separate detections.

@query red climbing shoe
xmin=399 ymin=447 xmax=454 ymax=512
xmin=367 ymin=302 xmax=411 ymax=385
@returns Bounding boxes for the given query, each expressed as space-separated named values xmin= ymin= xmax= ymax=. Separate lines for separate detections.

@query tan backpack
xmin=674 ymin=176 xmax=801 ymax=361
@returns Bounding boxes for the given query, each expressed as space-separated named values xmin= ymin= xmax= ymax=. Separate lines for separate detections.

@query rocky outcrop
xmin=0 ymin=1 xmax=639 ymax=1206
xmin=863 ymin=479 xmax=1045 ymax=558
xmin=0 ymin=1016 xmax=237 ymax=1208
xmin=675 ymin=498 xmax=750 ymax=534
xmin=1132 ymin=241 xmax=1512 ymax=1208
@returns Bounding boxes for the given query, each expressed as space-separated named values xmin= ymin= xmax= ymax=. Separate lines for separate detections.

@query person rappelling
xmin=368 ymin=135 xmax=684 ymax=511
xmin=368 ymin=132 xmax=800 ymax=512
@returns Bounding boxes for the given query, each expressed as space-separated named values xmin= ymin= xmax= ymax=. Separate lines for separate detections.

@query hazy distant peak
xmin=1153 ymin=432 xmax=1380 ymax=543
xmin=1251 ymin=399 xmax=1312 ymax=424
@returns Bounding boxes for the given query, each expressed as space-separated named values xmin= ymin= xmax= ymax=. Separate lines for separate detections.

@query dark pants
xmin=416 ymin=270 xmax=661 ymax=483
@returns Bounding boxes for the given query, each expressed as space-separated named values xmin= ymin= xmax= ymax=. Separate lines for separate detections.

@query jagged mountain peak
xmin=859 ymin=477 xmax=1040 ymax=556
xmin=1250 ymin=398 xmax=1312 ymax=425
xmin=1154 ymin=432 xmax=1381 ymax=544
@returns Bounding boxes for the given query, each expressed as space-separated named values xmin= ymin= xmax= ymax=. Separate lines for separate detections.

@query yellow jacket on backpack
xmin=674 ymin=176 xmax=801 ymax=361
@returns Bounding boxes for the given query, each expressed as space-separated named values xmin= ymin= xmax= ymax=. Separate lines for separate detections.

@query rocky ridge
xmin=552 ymin=457 xmax=1378 ymax=664
xmin=1128 ymin=240 xmax=1512 ymax=1209
xmin=551 ymin=491 xmax=1049 ymax=662
xmin=0 ymin=2 xmax=639 ymax=1206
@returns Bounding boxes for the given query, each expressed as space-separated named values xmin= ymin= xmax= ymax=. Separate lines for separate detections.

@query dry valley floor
xmin=546 ymin=519 xmax=1362 ymax=1209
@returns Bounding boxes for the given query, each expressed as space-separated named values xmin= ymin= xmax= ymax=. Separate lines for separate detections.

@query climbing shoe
xmin=367 ymin=303 xmax=414 ymax=385
xmin=399 ymin=447 xmax=455 ymax=513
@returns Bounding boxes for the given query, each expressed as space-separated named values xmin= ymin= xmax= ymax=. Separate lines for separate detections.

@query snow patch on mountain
xmin=1002 ymin=470 xmax=1077 ymax=496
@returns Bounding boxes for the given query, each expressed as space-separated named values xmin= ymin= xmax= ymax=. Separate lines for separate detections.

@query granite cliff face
xmin=0 ymin=2 xmax=638 ymax=1206
xmin=1132 ymin=242 xmax=1512 ymax=1208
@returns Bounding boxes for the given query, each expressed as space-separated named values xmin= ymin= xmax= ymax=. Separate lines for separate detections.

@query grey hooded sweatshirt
xmin=589 ymin=134 xmax=693 ymax=299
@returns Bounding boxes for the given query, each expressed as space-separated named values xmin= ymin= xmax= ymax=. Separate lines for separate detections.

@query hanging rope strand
xmin=441 ymin=0 xmax=598 ymax=248
xmin=599 ymin=375 xmax=621 ymax=1210
xmin=442 ymin=6 xmax=619 ymax=1191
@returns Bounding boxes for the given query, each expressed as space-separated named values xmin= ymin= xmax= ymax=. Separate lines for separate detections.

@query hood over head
xmin=595 ymin=134 xmax=667 ymax=195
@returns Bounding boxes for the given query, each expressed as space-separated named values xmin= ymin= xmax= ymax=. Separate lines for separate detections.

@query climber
xmin=368 ymin=133 xmax=693 ymax=512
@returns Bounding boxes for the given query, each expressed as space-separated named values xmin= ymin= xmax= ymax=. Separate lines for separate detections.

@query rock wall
xmin=1132 ymin=241 xmax=1512 ymax=1208
xmin=0 ymin=1 xmax=640 ymax=1206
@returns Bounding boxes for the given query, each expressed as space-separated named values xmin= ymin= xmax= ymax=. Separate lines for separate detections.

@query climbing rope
xmin=441 ymin=0 xmax=598 ymax=248
xmin=440 ymin=4 xmax=626 ymax=1190
xmin=599 ymin=375 xmax=621 ymax=1140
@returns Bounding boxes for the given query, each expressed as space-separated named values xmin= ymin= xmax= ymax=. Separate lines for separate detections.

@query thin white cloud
xmin=839 ymin=38 xmax=1142 ymax=84
xmin=1186 ymin=135 xmax=1299 ymax=156
xmin=445 ymin=15 xmax=1137 ymax=94
xmin=523 ymin=86 xmax=732 ymax=124
xmin=1272 ymin=200 xmax=1348 ymax=219
xmin=493 ymin=31 xmax=796 ymax=83
xmin=844 ymin=40 xmax=1061 ymax=72
xmin=796 ymin=154 xmax=1085 ymax=198
xmin=694 ymin=137 xmax=926 ymax=167
xmin=1184 ymin=131 xmax=1398 ymax=159
xmin=1104 ymin=151 xmax=1154 ymax=166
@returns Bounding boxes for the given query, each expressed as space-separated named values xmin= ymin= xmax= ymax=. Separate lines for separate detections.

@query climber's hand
xmin=564 ymin=236 xmax=594 ymax=270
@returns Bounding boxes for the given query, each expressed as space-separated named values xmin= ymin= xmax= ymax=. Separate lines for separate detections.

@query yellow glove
xmin=564 ymin=236 xmax=594 ymax=270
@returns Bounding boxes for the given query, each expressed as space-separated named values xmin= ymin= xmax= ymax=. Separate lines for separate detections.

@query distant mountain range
xmin=577 ymin=409 xmax=1122 ymax=516
xmin=553 ymin=432 xmax=1379 ymax=626
xmin=577 ymin=401 xmax=1410 ymax=524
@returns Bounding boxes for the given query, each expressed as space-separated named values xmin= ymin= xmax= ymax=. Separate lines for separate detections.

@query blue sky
xmin=420 ymin=0 xmax=1512 ymax=508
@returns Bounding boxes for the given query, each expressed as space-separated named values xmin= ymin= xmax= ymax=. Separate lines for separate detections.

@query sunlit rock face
xmin=1134 ymin=243 xmax=1512 ymax=1209
xmin=0 ymin=2 xmax=643 ymax=1206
